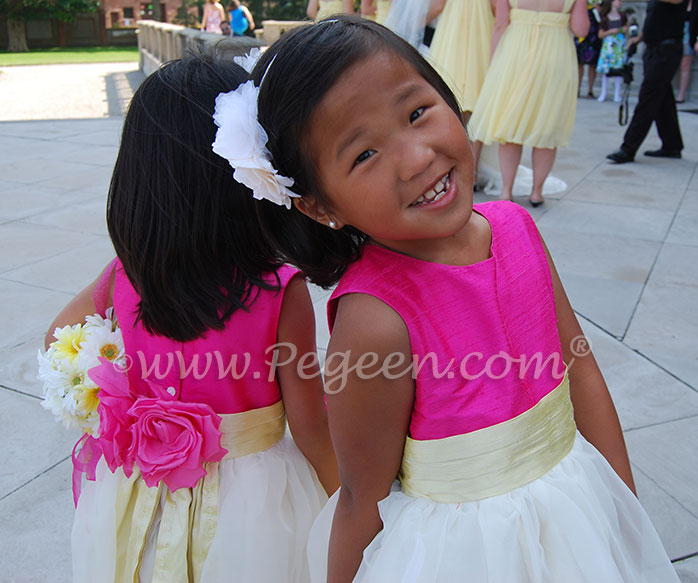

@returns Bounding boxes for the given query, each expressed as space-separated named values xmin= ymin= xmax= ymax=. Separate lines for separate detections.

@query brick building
xmin=101 ymin=0 xmax=189 ymax=28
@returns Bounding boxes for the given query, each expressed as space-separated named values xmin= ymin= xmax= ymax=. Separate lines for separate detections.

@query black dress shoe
xmin=607 ymin=149 xmax=634 ymax=164
xmin=644 ymin=149 xmax=681 ymax=159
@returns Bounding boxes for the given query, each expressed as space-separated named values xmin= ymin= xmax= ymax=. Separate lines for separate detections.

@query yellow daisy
xmin=50 ymin=324 xmax=87 ymax=366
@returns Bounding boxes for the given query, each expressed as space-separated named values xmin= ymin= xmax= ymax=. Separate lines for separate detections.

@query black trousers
xmin=621 ymin=42 xmax=684 ymax=156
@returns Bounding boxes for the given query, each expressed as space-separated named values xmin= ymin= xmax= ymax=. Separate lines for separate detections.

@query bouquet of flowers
xmin=37 ymin=308 xmax=125 ymax=436
xmin=38 ymin=307 xmax=227 ymax=504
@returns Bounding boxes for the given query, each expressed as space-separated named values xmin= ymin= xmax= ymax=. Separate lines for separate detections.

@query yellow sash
xmin=112 ymin=400 xmax=286 ymax=583
xmin=399 ymin=376 xmax=575 ymax=503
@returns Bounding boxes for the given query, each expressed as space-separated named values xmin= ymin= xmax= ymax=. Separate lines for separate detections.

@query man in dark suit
xmin=607 ymin=0 xmax=689 ymax=164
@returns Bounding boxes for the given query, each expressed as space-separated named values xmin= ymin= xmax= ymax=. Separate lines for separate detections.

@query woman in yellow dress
xmin=360 ymin=0 xmax=392 ymax=24
xmin=307 ymin=0 xmax=354 ymax=21
xmin=428 ymin=0 xmax=495 ymax=117
xmin=469 ymin=0 xmax=589 ymax=206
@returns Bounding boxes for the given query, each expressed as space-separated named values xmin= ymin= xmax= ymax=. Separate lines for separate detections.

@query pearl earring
xmin=329 ymin=220 xmax=337 ymax=229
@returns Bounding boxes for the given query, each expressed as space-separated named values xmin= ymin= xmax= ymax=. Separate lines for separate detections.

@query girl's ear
xmin=293 ymin=196 xmax=343 ymax=230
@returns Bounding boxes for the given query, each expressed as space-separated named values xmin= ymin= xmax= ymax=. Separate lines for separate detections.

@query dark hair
xmin=250 ymin=15 xmax=462 ymax=288
xmin=107 ymin=54 xmax=282 ymax=341
xmin=599 ymin=0 xmax=626 ymax=26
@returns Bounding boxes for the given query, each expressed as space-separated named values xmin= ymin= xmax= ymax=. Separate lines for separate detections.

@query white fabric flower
xmin=233 ymin=47 xmax=263 ymax=73
xmin=212 ymin=80 xmax=298 ymax=209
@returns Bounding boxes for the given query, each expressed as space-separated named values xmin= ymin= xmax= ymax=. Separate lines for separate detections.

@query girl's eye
xmin=354 ymin=149 xmax=376 ymax=166
xmin=410 ymin=107 xmax=425 ymax=123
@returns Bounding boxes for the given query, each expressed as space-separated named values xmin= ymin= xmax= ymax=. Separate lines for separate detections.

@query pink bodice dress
xmin=112 ymin=260 xmax=294 ymax=413
xmin=329 ymin=200 xmax=564 ymax=440
xmin=308 ymin=201 xmax=677 ymax=583
xmin=73 ymin=261 xmax=327 ymax=583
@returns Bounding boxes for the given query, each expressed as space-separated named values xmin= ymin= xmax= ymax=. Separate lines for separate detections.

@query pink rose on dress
xmin=126 ymin=397 xmax=227 ymax=491
xmin=88 ymin=357 xmax=136 ymax=476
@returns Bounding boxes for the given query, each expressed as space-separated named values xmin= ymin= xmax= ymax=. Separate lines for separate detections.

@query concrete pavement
xmin=0 ymin=62 xmax=697 ymax=581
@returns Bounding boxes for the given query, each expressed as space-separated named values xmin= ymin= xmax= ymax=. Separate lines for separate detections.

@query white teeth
xmin=411 ymin=173 xmax=450 ymax=207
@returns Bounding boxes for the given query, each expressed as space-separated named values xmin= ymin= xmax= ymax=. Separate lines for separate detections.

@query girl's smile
xmin=408 ymin=170 xmax=452 ymax=207
xmin=302 ymin=50 xmax=481 ymax=264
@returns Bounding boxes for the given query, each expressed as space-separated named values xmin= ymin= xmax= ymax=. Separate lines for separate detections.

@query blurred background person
xmin=677 ymin=0 xmax=694 ymax=103
xmin=229 ymin=0 xmax=255 ymax=35
xmin=469 ymin=0 xmax=589 ymax=206
xmin=307 ymin=0 xmax=354 ymax=21
xmin=361 ymin=0 xmax=391 ymax=24
xmin=201 ymin=0 xmax=226 ymax=33
xmin=384 ymin=0 xmax=445 ymax=51
xmin=607 ymin=0 xmax=688 ymax=164
xmin=575 ymin=0 xmax=602 ymax=97
xmin=596 ymin=0 xmax=629 ymax=103
xmin=428 ymin=0 xmax=494 ymax=120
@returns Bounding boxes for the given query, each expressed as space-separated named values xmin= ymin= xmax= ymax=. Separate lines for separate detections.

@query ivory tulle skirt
xmin=72 ymin=435 xmax=327 ymax=583
xmin=307 ymin=433 xmax=678 ymax=583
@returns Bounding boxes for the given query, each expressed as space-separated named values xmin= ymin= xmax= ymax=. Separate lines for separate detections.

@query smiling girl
xmin=213 ymin=16 xmax=677 ymax=582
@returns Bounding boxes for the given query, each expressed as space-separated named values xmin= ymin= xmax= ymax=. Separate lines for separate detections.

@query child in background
xmin=575 ymin=0 xmax=603 ymax=97
xmin=596 ymin=0 xmax=628 ymax=102
xmin=215 ymin=17 xmax=679 ymax=582
xmin=228 ymin=0 xmax=255 ymax=36
xmin=49 ymin=55 xmax=337 ymax=582
xmin=200 ymin=0 xmax=227 ymax=33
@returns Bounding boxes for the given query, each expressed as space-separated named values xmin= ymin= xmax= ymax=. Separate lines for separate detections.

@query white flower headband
xmin=212 ymin=48 xmax=299 ymax=209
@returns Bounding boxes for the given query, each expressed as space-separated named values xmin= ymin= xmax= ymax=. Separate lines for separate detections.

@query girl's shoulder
xmin=267 ymin=263 xmax=300 ymax=288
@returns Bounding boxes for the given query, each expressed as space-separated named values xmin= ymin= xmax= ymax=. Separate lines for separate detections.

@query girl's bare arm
xmin=325 ymin=293 xmax=414 ymax=583
xmin=277 ymin=275 xmax=339 ymax=495
xmin=44 ymin=263 xmax=114 ymax=350
xmin=570 ymin=0 xmax=591 ymax=37
xmin=543 ymin=240 xmax=636 ymax=494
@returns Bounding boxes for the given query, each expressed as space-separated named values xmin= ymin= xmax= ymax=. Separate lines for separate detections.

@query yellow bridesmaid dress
xmin=469 ymin=0 xmax=578 ymax=148
xmin=375 ymin=0 xmax=391 ymax=24
xmin=362 ymin=0 xmax=391 ymax=24
xmin=428 ymin=0 xmax=494 ymax=113
xmin=316 ymin=0 xmax=344 ymax=21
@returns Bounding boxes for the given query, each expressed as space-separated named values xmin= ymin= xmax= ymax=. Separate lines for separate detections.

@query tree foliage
xmin=1 ymin=0 xmax=99 ymax=52
xmin=173 ymin=0 xmax=203 ymax=28
xmin=245 ymin=0 xmax=308 ymax=22
xmin=1 ymin=0 xmax=100 ymax=23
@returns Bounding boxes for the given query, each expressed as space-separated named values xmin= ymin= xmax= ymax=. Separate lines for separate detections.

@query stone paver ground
xmin=1 ymin=62 xmax=697 ymax=581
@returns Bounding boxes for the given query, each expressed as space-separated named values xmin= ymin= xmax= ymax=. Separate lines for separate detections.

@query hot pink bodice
xmin=329 ymin=201 xmax=565 ymax=440
xmin=96 ymin=260 xmax=298 ymax=414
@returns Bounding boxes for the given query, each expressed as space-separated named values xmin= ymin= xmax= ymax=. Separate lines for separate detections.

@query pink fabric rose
xmin=80 ymin=358 xmax=227 ymax=495
xmin=126 ymin=397 xmax=227 ymax=491
xmin=89 ymin=357 xmax=135 ymax=476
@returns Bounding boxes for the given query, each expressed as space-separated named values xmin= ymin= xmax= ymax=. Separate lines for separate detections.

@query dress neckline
xmin=365 ymin=203 xmax=496 ymax=269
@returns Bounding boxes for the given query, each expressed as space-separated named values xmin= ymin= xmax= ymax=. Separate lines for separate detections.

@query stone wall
xmin=137 ymin=20 xmax=265 ymax=76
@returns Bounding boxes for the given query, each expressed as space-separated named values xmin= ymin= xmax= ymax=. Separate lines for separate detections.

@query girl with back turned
xmin=47 ymin=55 xmax=338 ymax=582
